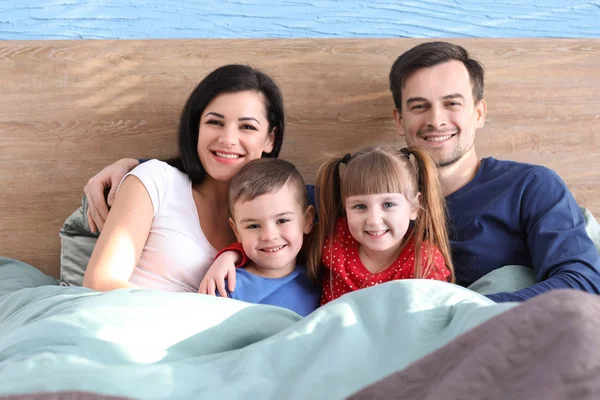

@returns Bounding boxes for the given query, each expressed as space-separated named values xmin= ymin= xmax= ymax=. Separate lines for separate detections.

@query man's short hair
xmin=389 ymin=41 xmax=485 ymax=110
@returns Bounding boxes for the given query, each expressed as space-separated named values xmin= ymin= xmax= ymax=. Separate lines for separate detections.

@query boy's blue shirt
xmin=220 ymin=265 xmax=321 ymax=317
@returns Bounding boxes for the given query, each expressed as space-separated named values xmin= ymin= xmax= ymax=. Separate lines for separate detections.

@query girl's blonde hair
xmin=307 ymin=145 xmax=454 ymax=283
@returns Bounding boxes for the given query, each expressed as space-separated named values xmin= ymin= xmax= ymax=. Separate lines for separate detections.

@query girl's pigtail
xmin=408 ymin=147 xmax=455 ymax=283
xmin=307 ymin=155 xmax=346 ymax=282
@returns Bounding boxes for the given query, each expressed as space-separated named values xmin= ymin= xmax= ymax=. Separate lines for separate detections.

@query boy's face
xmin=230 ymin=183 xmax=314 ymax=277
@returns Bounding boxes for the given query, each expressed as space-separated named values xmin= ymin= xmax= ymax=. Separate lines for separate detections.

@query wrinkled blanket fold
xmin=0 ymin=258 xmax=515 ymax=399
xmin=349 ymin=289 xmax=600 ymax=400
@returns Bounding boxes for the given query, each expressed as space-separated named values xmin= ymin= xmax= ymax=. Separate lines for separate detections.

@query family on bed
xmin=80 ymin=41 xmax=600 ymax=316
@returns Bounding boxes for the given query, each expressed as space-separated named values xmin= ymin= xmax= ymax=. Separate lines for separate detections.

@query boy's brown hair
xmin=228 ymin=158 xmax=308 ymax=217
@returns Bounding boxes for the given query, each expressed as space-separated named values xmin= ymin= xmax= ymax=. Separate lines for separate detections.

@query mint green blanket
xmin=1 ymin=207 xmax=597 ymax=399
xmin=0 ymin=257 xmax=514 ymax=399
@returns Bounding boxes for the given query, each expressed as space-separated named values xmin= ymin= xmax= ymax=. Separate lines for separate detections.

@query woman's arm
xmin=83 ymin=175 xmax=153 ymax=291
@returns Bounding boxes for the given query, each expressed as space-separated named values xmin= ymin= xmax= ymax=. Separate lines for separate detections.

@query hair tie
xmin=333 ymin=153 xmax=352 ymax=210
xmin=400 ymin=147 xmax=411 ymax=160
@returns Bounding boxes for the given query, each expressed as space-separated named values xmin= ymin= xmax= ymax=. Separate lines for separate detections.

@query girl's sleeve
xmin=321 ymin=218 xmax=348 ymax=267
xmin=423 ymin=245 xmax=451 ymax=282
xmin=214 ymin=242 xmax=249 ymax=268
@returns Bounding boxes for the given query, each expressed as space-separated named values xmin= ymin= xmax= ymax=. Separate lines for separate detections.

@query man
xmin=387 ymin=41 xmax=600 ymax=301
xmin=82 ymin=41 xmax=600 ymax=302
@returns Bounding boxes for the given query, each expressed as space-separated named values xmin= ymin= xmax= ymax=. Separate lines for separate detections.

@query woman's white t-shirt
xmin=118 ymin=159 xmax=218 ymax=292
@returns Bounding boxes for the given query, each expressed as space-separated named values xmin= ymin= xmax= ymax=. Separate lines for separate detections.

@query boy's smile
xmin=230 ymin=183 xmax=314 ymax=278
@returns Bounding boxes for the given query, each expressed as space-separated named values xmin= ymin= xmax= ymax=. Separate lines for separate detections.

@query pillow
xmin=0 ymin=256 xmax=59 ymax=296
xmin=467 ymin=206 xmax=600 ymax=295
xmin=582 ymin=206 xmax=600 ymax=253
xmin=59 ymin=195 xmax=99 ymax=286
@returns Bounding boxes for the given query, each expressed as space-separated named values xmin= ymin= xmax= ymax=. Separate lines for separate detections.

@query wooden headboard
xmin=1 ymin=39 xmax=598 ymax=278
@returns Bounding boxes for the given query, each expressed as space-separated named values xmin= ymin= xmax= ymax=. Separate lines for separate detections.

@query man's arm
xmin=488 ymin=168 xmax=600 ymax=302
xmin=84 ymin=158 xmax=142 ymax=233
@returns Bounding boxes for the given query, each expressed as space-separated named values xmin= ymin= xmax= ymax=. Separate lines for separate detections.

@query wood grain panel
xmin=1 ymin=39 xmax=598 ymax=277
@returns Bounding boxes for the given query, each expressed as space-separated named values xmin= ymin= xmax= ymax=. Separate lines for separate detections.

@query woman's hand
xmin=199 ymin=251 xmax=241 ymax=296
xmin=84 ymin=158 xmax=140 ymax=233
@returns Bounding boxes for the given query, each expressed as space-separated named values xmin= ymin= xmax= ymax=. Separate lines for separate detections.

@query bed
xmin=1 ymin=39 xmax=599 ymax=399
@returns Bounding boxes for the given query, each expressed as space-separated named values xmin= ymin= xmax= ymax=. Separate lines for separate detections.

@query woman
xmin=82 ymin=64 xmax=285 ymax=292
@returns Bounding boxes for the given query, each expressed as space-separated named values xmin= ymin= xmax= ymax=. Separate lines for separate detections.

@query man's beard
xmin=436 ymin=151 xmax=462 ymax=168
xmin=434 ymin=140 xmax=474 ymax=168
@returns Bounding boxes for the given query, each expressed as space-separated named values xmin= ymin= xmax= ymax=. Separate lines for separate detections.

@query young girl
xmin=308 ymin=145 xmax=454 ymax=305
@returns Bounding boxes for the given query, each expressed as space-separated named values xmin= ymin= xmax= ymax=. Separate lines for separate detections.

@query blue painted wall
xmin=0 ymin=0 xmax=598 ymax=40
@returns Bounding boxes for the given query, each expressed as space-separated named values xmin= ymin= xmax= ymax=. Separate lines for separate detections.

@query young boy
xmin=211 ymin=158 xmax=321 ymax=317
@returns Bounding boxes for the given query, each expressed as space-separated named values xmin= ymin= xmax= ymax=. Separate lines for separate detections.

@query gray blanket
xmin=349 ymin=289 xmax=600 ymax=400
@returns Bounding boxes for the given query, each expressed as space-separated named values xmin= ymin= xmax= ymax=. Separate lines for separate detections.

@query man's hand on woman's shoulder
xmin=84 ymin=158 xmax=140 ymax=233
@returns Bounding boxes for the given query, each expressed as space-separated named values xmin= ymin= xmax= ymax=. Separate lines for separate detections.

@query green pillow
xmin=59 ymin=195 xmax=99 ymax=286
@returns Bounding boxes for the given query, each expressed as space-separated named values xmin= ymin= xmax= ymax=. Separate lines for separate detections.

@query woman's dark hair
xmin=169 ymin=64 xmax=285 ymax=184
